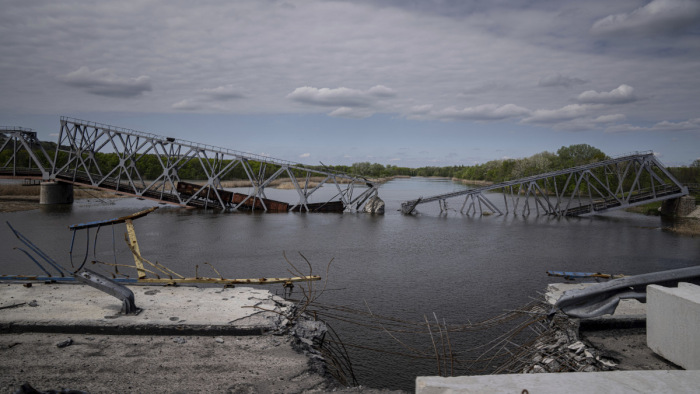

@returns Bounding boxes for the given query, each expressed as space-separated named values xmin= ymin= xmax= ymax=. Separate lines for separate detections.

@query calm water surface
xmin=1 ymin=178 xmax=698 ymax=390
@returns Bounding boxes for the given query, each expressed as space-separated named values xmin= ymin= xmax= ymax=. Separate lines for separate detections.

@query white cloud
xmin=328 ymin=107 xmax=374 ymax=119
xmin=577 ymin=85 xmax=637 ymax=105
xmin=593 ymin=114 xmax=627 ymax=123
xmin=200 ymin=85 xmax=245 ymax=100
xmin=287 ymin=85 xmax=396 ymax=108
xmin=299 ymin=152 xmax=311 ymax=158
xmin=172 ymin=84 xmax=245 ymax=111
xmin=367 ymin=85 xmax=396 ymax=98
xmin=426 ymin=104 xmax=530 ymax=121
xmin=606 ymin=117 xmax=700 ymax=133
xmin=171 ymin=99 xmax=202 ymax=111
xmin=651 ymin=118 xmax=700 ymax=131
xmin=522 ymin=104 xmax=596 ymax=124
xmin=538 ymin=74 xmax=588 ymax=88
xmin=591 ymin=0 xmax=700 ymax=36
xmin=61 ymin=67 xmax=152 ymax=98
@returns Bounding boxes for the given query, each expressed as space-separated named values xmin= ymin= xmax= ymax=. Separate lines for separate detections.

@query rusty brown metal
xmin=232 ymin=193 xmax=289 ymax=212
xmin=177 ymin=181 xmax=233 ymax=205
xmin=136 ymin=276 xmax=321 ymax=285
xmin=289 ymin=200 xmax=345 ymax=213
xmin=68 ymin=207 xmax=159 ymax=230
xmin=120 ymin=209 xmax=321 ymax=285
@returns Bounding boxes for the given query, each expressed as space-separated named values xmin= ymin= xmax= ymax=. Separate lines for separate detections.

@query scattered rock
xmin=28 ymin=300 xmax=38 ymax=307
xmin=56 ymin=338 xmax=73 ymax=348
xmin=144 ymin=289 xmax=160 ymax=295
xmin=169 ymin=317 xmax=179 ymax=321
xmin=215 ymin=337 xmax=224 ymax=344
xmin=173 ymin=337 xmax=187 ymax=344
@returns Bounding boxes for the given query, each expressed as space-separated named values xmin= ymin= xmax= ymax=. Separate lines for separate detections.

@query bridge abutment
xmin=40 ymin=181 xmax=73 ymax=205
xmin=660 ymin=195 xmax=696 ymax=217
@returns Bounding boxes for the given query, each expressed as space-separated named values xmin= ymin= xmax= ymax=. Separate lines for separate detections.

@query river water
xmin=1 ymin=177 xmax=698 ymax=390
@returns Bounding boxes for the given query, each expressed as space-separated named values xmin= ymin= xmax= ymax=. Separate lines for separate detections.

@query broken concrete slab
xmin=0 ymin=283 xmax=292 ymax=335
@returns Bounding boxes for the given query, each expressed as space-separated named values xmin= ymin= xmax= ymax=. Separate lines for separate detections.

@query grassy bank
xmin=625 ymin=201 xmax=662 ymax=216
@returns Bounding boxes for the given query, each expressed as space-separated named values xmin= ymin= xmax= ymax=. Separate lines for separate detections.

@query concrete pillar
xmin=660 ymin=196 xmax=696 ymax=217
xmin=40 ymin=181 xmax=74 ymax=205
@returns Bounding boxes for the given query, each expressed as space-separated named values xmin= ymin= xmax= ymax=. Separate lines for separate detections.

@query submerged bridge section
xmin=1 ymin=118 xmax=378 ymax=211
xmin=402 ymin=152 xmax=688 ymax=217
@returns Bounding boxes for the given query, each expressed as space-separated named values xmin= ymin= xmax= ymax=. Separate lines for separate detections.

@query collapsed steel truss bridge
xmin=1 ymin=118 xmax=378 ymax=211
xmin=401 ymin=152 xmax=688 ymax=216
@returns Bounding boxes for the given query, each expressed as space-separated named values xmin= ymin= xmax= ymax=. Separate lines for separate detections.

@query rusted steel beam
xmin=125 ymin=219 xmax=147 ymax=279
xmin=0 ymin=275 xmax=320 ymax=285
xmin=136 ymin=275 xmax=321 ymax=285
xmin=68 ymin=207 xmax=159 ymax=230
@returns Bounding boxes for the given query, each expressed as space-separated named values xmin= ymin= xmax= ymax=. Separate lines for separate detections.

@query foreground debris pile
xmin=519 ymin=311 xmax=618 ymax=373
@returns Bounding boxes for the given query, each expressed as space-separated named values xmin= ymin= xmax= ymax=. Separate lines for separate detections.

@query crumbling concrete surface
xmin=1 ymin=333 xmax=333 ymax=393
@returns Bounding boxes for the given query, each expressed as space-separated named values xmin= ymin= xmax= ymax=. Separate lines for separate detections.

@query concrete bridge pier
xmin=40 ymin=181 xmax=73 ymax=205
xmin=660 ymin=195 xmax=696 ymax=217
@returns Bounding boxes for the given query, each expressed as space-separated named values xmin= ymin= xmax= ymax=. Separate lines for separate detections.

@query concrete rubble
xmin=520 ymin=283 xmax=680 ymax=373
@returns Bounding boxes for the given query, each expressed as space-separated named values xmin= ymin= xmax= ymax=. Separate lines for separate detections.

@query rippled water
xmin=1 ymin=178 xmax=698 ymax=390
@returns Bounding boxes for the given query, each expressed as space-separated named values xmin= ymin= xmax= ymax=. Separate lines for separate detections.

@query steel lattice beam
xmin=49 ymin=117 xmax=378 ymax=211
xmin=0 ymin=127 xmax=54 ymax=179
xmin=402 ymin=152 xmax=689 ymax=216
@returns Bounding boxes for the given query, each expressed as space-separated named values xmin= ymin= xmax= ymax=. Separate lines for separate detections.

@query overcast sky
xmin=1 ymin=0 xmax=699 ymax=167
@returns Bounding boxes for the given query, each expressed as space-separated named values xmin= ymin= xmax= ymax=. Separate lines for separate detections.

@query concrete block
xmin=416 ymin=371 xmax=700 ymax=393
xmin=647 ymin=282 xmax=700 ymax=370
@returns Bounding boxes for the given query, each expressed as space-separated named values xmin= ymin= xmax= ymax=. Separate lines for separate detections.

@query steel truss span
xmin=402 ymin=153 xmax=688 ymax=217
xmin=45 ymin=117 xmax=377 ymax=211
xmin=0 ymin=127 xmax=54 ymax=179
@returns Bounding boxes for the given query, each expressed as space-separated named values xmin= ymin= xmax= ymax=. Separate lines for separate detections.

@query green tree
xmin=556 ymin=144 xmax=607 ymax=168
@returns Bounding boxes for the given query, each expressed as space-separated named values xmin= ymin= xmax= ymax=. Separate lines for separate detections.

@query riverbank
xmin=451 ymin=177 xmax=494 ymax=187
xmin=0 ymin=184 xmax=125 ymax=213
xmin=220 ymin=175 xmax=397 ymax=190
xmin=0 ymin=176 xmax=396 ymax=213
xmin=0 ymin=283 xmax=402 ymax=393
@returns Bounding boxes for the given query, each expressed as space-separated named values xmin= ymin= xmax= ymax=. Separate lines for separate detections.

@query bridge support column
xmin=40 ymin=181 xmax=73 ymax=205
xmin=660 ymin=196 xmax=696 ymax=217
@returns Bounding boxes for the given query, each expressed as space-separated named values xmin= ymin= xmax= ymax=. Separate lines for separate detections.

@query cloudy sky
xmin=1 ymin=0 xmax=699 ymax=166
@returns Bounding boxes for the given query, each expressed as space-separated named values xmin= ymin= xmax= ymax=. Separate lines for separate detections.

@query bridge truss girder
xmin=51 ymin=117 xmax=378 ymax=211
xmin=402 ymin=153 xmax=688 ymax=217
xmin=0 ymin=127 xmax=53 ymax=179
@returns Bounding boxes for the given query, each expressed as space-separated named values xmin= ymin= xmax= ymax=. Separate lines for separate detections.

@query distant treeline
xmin=1 ymin=137 xmax=698 ymax=186
xmin=329 ymin=144 xmax=700 ymax=186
